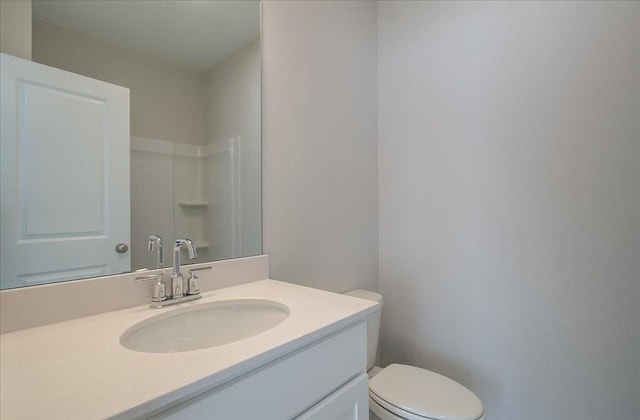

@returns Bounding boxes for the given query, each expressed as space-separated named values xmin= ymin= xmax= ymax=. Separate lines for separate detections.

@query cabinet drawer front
xmin=150 ymin=322 xmax=367 ymax=420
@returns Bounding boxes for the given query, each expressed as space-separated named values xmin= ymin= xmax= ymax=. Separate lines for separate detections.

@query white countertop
xmin=0 ymin=279 xmax=378 ymax=419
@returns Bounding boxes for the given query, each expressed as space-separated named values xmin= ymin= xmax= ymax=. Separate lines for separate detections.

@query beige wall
xmin=378 ymin=1 xmax=640 ymax=419
xmin=262 ymin=0 xmax=379 ymax=293
xmin=0 ymin=0 xmax=31 ymax=60
xmin=32 ymin=20 xmax=205 ymax=145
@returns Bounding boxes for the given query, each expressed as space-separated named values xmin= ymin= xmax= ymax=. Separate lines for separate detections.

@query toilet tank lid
xmin=344 ymin=289 xmax=383 ymax=303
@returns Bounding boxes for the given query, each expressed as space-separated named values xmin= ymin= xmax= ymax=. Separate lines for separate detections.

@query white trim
xmin=230 ymin=136 xmax=242 ymax=257
xmin=204 ymin=138 xmax=231 ymax=156
xmin=130 ymin=136 xmax=203 ymax=158
xmin=130 ymin=136 xmax=174 ymax=155
xmin=204 ymin=137 xmax=242 ymax=257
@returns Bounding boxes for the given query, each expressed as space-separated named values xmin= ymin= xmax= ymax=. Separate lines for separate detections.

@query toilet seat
xmin=368 ymin=364 xmax=484 ymax=420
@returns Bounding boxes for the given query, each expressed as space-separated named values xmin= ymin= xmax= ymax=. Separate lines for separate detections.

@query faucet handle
xmin=135 ymin=273 xmax=163 ymax=282
xmin=136 ymin=273 xmax=167 ymax=302
xmin=186 ymin=266 xmax=211 ymax=296
xmin=186 ymin=272 xmax=200 ymax=295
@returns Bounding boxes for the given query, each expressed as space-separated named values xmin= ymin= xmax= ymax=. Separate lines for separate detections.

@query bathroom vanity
xmin=0 ymin=280 xmax=378 ymax=419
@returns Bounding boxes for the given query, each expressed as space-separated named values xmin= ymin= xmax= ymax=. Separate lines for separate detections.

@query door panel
xmin=1 ymin=53 xmax=130 ymax=289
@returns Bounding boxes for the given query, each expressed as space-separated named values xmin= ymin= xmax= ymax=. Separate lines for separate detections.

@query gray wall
xmin=33 ymin=20 xmax=205 ymax=145
xmin=205 ymin=41 xmax=262 ymax=258
xmin=378 ymin=1 xmax=640 ymax=419
xmin=262 ymin=0 xmax=379 ymax=293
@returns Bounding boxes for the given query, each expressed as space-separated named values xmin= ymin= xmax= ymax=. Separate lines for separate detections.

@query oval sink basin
xmin=121 ymin=299 xmax=290 ymax=353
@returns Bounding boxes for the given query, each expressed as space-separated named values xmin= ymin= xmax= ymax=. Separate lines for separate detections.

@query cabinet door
xmin=0 ymin=53 xmax=130 ymax=288
xmin=296 ymin=373 xmax=369 ymax=420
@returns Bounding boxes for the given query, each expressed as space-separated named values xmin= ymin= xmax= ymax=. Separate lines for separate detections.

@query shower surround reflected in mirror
xmin=0 ymin=1 xmax=261 ymax=289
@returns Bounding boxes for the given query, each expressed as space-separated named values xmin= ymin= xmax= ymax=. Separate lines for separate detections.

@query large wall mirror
xmin=0 ymin=0 xmax=261 ymax=290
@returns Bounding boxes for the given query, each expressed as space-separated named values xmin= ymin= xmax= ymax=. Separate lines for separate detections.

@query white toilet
xmin=344 ymin=290 xmax=485 ymax=420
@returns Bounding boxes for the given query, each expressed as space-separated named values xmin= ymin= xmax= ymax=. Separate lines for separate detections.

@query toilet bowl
xmin=344 ymin=290 xmax=485 ymax=420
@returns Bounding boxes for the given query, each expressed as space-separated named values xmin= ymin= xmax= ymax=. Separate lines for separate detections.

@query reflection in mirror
xmin=0 ymin=1 xmax=261 ymax=290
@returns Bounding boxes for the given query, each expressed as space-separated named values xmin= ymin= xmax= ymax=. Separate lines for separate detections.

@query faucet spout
xmin=173 ymin=239 xmax=197 ymax=276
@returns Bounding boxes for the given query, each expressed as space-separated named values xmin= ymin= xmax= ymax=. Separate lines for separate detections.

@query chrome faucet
xmin=170 ymin=239 xmax=198 ymax=299
xmin=136 ymin=238 xmax=207 ymax=308
xmin=146 ymin=234 xmax=164 ymax=268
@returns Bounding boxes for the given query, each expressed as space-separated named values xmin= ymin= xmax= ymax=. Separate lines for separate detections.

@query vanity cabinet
xmin=148 ymin=322 xmax=368 ymax=420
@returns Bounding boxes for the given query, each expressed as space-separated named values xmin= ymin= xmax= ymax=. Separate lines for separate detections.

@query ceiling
xmin=32 ymin=0 xmax=260 ymax=73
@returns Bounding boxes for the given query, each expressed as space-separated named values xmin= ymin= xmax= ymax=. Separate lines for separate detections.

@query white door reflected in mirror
xmin=0 ymin=53 xmax=130 ymax=289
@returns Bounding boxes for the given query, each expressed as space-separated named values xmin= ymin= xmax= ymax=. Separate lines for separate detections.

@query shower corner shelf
xmin=178 ymin=200 xmax=209 ymax=208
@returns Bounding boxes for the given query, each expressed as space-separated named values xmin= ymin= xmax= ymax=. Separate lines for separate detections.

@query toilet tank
xmin=344 ymin=289 xmax=382 ymax=371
